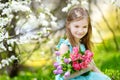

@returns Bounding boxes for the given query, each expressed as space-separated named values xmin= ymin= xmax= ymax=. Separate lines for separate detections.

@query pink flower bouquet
xmin=53 ymin=47 xmax=93 ymax=79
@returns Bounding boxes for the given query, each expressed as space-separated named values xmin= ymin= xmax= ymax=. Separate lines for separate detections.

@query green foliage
xmin=104 ymin=69 xmax=120 ymax=80
xmin=93 ymin=37 xmax=120 ymax=80
xmin=0 ymin=65 xmax=55 ymax=80
xmin=62 ymin=50 xmax=70 ymax=58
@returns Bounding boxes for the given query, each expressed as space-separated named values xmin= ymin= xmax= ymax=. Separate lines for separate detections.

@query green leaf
xmin=62 ymin=50 xmax=70 ymax=58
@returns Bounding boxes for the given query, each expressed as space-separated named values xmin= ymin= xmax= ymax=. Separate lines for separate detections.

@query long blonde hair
xmin=65 ymin=6 xmax=92 ymax=50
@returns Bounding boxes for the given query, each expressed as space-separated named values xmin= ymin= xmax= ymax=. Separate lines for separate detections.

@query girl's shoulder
xmin=56 ymin=38 xmax=71 ymax=54
xmin=56 ymin=38 xmax=71 ymax=49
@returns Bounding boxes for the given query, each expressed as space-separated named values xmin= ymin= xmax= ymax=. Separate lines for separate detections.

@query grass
xmin=94 ymin=50 xmax=120 ymax=80
xmin=92 ymin=34 xmax=120 ymax=80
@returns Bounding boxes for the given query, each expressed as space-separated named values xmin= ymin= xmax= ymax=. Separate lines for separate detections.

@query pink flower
xmin=70 ymin=53 xmax=81 ymax=61
xmin=85 ymin=50 xmax=93 ymax=58
xmin=80 ymin=62 xmax=87 ymax=69
xmin=72 ymin=61 xmax=81 ymax=70
xmin=53 ymin=46 xmax=94 ymax=77
xmin=73 ymin=47 xmax=79 ymax=54
xmin=82 ymin=55 xmax=90 ymax=61
xmin=84 ymin=58 xmax=91 ymax=64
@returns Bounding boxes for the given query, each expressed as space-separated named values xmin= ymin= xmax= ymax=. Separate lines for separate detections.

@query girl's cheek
xmin=84 ymin=29 xmax=88 ymax=33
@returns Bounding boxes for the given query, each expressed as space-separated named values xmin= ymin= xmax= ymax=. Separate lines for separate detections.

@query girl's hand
xmin=64 ymin=62 xmax=95 ymax=80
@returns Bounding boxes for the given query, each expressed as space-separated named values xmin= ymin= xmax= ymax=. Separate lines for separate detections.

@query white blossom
xmin=10 ymin=1 xmax=31 ymax=12
xmin=8 ymin=46 xmax=13 ymax=51
xmin=71 ymin=0 xmax=80 ymax=5
xmin=0 ymin=43 xmax=6 ymax=51
xmin=50 ymin=21 xmax=57 ymax=28
xmin=105 ymin=0 xmax=120 ymax=7
xmin=2 ymin=8 xmax=12 ymax=16
xmin=62 ymin=3 xmax=72 ymax=12
xmin=44 ymin=7 xmax=57 ymax=21
xmin=10 ymin=55 xmax=18 ymax=60
xmin=0 ymin=0 xmax=60 ymax=70
xmin=0 ymin=55 xmax=18 ymax=69
xmin=39 ymin=13 xmax=46 ymax=20
xmin=0 ymin=28 xmax=5 ymax=41
xmin=112 ymin=0 xmax=120 ymax=7
xmin=81 ymin=0 xmax=88 ymax=10
xmin=1 ymin=59 xmax=9 ymax=66
xmin=50 ymin=15 xmax=57 ymax=21
xmin=35 ymin=0 xmax=42 ymax=2
xmin=0 ymin=3 xmax=6 ymax=10
xmin=2 ymin=64 xmax=5 ymax=67
xmin=7 ymin=39 xmax=17 ymax=45
xmin=41 ymin=20 xmax=49 ymax=27
xmin=44 ymin=7 xmax=50 ymax=13
xmin=42 ymin=27 xmax=47 ymax=33
xmin=0 ymin=64 xmax=2 ymax=69
xmin=7 ymin=58 xmax=12 ymax=63
xmin=0 ymin=18 xmax=9 ymax=27
xmin=62 ymin=0 xmax=80 ymax=12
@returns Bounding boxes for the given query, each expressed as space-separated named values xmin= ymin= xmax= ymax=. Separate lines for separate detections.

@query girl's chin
xmin=75 ymin=35 xmax=83 ymax=39
xmin=74 ymin=36 xmax=82 ymax=40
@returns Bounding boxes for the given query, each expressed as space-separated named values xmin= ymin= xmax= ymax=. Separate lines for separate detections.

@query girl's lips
xmin=76 ymin=33 xmax=83 ymax=36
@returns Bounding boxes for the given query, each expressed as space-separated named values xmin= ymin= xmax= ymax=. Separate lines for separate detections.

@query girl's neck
xmin=67 ymin=38 xmax=81 ymax=47
xmin=74 ymin=38 xmax=81 ymax=46
xmin=75 ymin=43 xmax=80 ymax=47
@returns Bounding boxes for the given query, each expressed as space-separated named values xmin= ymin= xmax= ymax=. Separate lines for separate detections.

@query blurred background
xmin=0 ymin=0 xmax=120 ymax=80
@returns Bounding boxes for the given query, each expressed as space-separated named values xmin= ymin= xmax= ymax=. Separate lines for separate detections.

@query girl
xmin=55 ymin=6 xmax=111 ymax=80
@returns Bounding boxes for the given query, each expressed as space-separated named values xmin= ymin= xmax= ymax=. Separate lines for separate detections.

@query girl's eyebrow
xmin=83 ymin=25 xmax=88 ymax=27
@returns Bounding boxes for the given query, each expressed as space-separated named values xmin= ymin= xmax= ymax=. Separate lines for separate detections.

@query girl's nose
xmin=78 ymin=28 xmax=83 ymax=32
xmin=77 ymin=30 xmax=83 ymax=34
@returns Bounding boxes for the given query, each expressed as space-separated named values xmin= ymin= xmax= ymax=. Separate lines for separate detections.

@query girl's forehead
xmin=70 ymin=18 xmax=88 ymax=26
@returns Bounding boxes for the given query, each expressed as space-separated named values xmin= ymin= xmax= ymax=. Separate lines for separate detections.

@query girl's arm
xmin=59 ymin=44 xmax=69 ymax=55
xmin=64 ymin=61 xmax=100 ymax=80
xmin=90 ymin=60 xmax=102 ymax=73
xmin=64 ymin=66 xmax=91 ymax=80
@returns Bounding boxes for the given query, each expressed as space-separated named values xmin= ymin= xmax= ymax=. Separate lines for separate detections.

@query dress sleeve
xmin=56 ymin=38 xmax=65 ymax=49
xmin=56 ymin=38 xmax=73 ymax=53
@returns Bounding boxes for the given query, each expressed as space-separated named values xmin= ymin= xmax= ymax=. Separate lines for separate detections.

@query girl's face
xmin=69 ymin=18 xmax=88 ymax=40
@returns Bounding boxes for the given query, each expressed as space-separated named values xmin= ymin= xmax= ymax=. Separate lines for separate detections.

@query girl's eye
xmin=83 ymin=26 xmax=88 ymax=28
xmin=75 ymin=26 xmax=79 ymax=28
